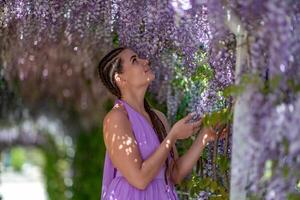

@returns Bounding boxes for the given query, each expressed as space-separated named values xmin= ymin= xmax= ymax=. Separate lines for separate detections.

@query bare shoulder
xmin=104 ymin=102 xmax=128 ymax=125
xmin=103 ymin=102 xmax=132 ymax=143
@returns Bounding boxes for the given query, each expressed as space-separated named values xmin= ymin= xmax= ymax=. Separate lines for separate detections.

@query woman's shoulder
xmin=103 ymin=102 xmax=129 ymax=126
xmin=103 ymin=103 xmax=134 ymax=145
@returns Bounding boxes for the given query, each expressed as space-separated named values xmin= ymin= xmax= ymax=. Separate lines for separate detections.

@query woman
xmin=98 ymin=47 xmax=226 ymax=200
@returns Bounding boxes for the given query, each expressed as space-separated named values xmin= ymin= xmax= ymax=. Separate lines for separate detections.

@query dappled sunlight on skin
xmin=105 ymin=101 xmax=174 ymax=149
xmin=199 ymin=127 xmax=228 ymax=146
xmin=112 ymin=103 xmax=123 ymax=109
xmin=104 ymin=105 xmax=141 ymax=163
xmin=104 ymin=118 xmax=110 ymax=140
xmin=104 ymin=101 xmax=175 ymax=173
xmin=125 ymin=147 xmax=133 ymax=156
xmin=166 ymin=139 xmax=171 ymax=149
xmin=113 ymin=103 xmax=121 ymax=109
xmin=112 ymin=134 xmax=116 ymax=142
xmin=101 ymin=100 xmax=181 ymax=198
xmin=202 ymin=134 xmax=208 ymax=145
xmin=126 ymin=138 xmax=132 ymax=145
xmin=111 ymin=133 xmax=116 ymax=155
xmin=108 ymin=130 xmax=138 ymax=158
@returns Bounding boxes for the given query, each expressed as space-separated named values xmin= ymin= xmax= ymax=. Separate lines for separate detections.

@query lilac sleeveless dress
xmin=101 ymin=99 xmax=179 ymax=200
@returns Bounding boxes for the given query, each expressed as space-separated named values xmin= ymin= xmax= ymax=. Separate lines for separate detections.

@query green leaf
xmin=282 ymin=164 xmax=289 ymax=178
xmin=288 ymin=193 xmax=300 ymax=200
xmin=223 ymin=84 xmax=245 ymax=98
xmin=217 ymin=155 xmax=230 ymax=173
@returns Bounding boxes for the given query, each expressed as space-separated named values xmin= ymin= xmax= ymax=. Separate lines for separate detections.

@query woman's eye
xmin=133 ymin=58 xmax=136 ymax=63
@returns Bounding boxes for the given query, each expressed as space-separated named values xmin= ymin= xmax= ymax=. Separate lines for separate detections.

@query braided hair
xmin=98 ymin=47 xmax=177 ymax=186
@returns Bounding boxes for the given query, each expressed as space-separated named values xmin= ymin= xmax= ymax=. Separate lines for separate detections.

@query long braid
xmin=98 ymin=47 xmax=177 ymax=186
xmin=144 ymin=99 xmax=177 ymax=186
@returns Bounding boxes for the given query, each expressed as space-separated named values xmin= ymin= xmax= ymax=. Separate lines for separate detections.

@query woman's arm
xmin=104 ymin=102 xmax=201 ymax=190
xmin=153 ymin=109 xmax=212 ymax=185
xmin=103 ymin=107 xmax=177 ymax=190
xmin=171 ymin=130 xmax=210 ymax=184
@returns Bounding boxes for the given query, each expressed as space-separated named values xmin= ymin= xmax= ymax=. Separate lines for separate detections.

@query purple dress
xmin=101 ymin=99 xmax=179 ymax=200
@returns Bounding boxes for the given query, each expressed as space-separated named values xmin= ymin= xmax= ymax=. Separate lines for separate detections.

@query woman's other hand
xmin=202 ymin=124 xmax=228 ymax=144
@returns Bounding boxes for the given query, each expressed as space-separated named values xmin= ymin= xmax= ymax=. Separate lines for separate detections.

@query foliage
xmin=168 ymin=49 xmax=232 ymax=199
xmin=72 ymin=127 xmax=105 ymax=200
xmin=10 ymin=147 xmax=26 ymax=171
xmin=41 ymin=135 xmax=67 ymax=200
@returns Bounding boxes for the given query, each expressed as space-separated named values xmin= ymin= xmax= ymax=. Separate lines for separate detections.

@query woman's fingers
xmin=193 ymin=124 xmax=202 ymax=133
xmin=216 ymin=123 xmax=226 ymax=132
xmin=185 ymin=112 xmax=196 ymax=121
xmin=191 ymin=118 xmax=202 ymax=130
xmin=192 ymin=119 xmax=202 ymax=129
xmin=196 ymin=117 xmax=203 ymax=125
xmin=220 ymin=127 xmax=228 ymax=138
xmin=185 ymin=112 xmax=202 ymax=124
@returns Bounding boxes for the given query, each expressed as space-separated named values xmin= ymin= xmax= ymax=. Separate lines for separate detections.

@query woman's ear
xmin=115 ymin=73 xmax=127 ymax=87
xmin=114 ymin=73 xmax=121 ymax=82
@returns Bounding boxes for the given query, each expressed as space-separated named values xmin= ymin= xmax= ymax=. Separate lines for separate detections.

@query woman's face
xmin=117 ymin=49 xmax=155 ymax=88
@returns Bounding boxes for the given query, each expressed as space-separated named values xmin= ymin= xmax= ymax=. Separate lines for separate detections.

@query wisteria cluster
xmin=253 ymin=5 xmax=298 ymax=200
xmin=246 ymin=93 xmax=300 ymax=199
xmin=112 ymin=0 xmax=218 ymax=109
xmin=0 ymin=0 xmax=233 ymax=126
xmin=205 ymin=0 xmax=300 ymax=199
xmin=188 ymin=82 xmax=228 ymax=119
xmin=1 ymin=0 xmax=117 ymax=129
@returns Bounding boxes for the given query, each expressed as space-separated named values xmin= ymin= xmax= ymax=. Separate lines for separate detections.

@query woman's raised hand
xmin=170 ymin=112 xmax=202 ymax=140
xmin=202 ymin=124 xmax=228 ymax=144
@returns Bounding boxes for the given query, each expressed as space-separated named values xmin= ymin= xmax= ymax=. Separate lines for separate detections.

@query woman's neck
xmin=121 ymin=94 xmax=146 ymax=114
xmin=120 ymin=84 xmax=149 ymax=113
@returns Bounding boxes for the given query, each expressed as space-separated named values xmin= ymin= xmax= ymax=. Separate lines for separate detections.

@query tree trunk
xmin=224 ymin=9 xmax=252 ymax=200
